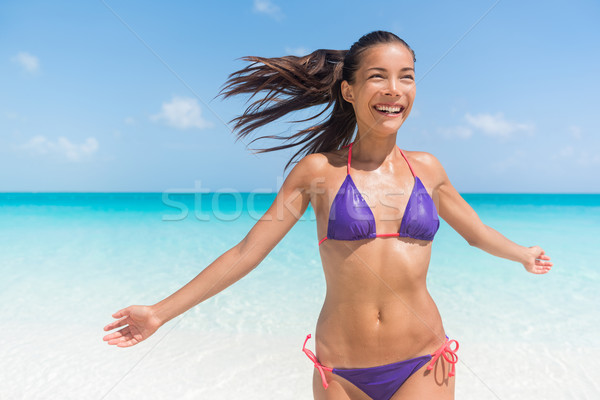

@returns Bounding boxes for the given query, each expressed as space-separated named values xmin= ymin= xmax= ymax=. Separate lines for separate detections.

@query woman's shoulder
xmin=295 ymin=149 xmax=346 ymax=175
xmin=400 ymin=149 xmax=448 ymax=184
xmin=287 ymin=150 xmax=346 ymax=193
xmin=401 ymin=149 xmax=443 ymax=170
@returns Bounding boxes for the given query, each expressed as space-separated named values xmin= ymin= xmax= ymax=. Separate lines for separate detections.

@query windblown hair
xmin=219 ymin=31 xmax=416 ymax=172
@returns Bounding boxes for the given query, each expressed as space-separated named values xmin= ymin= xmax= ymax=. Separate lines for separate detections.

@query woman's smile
xmin=373 ymin=103 xmax=406 ymax=117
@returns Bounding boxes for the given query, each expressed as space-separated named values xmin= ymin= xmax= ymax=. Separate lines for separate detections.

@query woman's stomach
xmin=314 ymin=288 xmax=446 ymax=368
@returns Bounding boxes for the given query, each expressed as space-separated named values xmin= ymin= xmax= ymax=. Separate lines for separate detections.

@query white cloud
xmin=491 ymin=149 xmax=527 ymax=173
xmin=253 ymin=0 xmax=284 ymax=20
xmin=568 ymin=125 xmax=582 ymax=140
xmin=496 ymin=143 xmax=600 ymax=176
xmin=552 ymin=145 xmax=600 ymax=167
xmin=492 ymin=148 xmax=558 ymax=174
xmin=464 ymin=112 xmax=534 ymax=138
xmin=576 ymin=151 xmax=600 ymax=167
xmin=558 ymin=146 xmax=574 ymax=158
xmin=150 ymin=96 xmax=212 ymax=130
xmin=20 ymin=135 xmax=98 ymax=162
xmin=4 ymin=111 xmax=19 ymax=119
xmin=439 ymin=125 xmax=472 ymax=139
xmin=441 ymin=112 xmax=534 ymax=140
xmin=285 ymin=46 xmax=310 ymax=57
xmin=11 ymin=51 xmax=40 ymax=74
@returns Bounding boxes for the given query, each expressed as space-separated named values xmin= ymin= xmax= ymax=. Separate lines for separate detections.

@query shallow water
xmin=0 ymin=193 xmax=598 ymax=399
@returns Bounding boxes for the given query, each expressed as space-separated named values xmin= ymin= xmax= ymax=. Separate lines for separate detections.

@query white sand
xmin=1 ymin=321 xmax=598 ymax=399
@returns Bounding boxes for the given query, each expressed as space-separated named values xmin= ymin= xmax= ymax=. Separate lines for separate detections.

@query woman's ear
xmin=341 ymin=80 xmax=354 ymax=104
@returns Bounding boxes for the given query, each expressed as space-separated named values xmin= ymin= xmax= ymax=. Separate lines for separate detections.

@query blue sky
xmin=1 ymin=0 xmax=598 ymax=193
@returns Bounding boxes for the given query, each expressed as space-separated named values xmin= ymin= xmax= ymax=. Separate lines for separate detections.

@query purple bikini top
xmin=318 ymin=142 xmax=439 ymax=245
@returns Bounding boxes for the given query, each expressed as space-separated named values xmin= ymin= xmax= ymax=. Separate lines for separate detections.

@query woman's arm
xmin=103 ymin=154 xmax=320 ymax=347
xmin=151 ymin=155 xmax=316 ymax=324
xmin=426 ymin=153 xmax=552 ymax=274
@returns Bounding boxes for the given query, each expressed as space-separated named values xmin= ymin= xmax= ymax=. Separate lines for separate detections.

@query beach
xmin=0 ymin=193 xmax=598 ymax=399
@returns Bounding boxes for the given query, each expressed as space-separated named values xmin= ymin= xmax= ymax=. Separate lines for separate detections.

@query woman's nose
xmin=385 ymin=80 xmax=402 ymax=96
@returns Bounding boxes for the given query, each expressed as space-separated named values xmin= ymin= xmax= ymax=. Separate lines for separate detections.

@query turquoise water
xmin=0 ymin=193 xmax=598 ymax=399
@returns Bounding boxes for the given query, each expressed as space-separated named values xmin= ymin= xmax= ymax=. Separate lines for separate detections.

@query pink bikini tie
xmin=427 ymin=336 xmax=459 ymax=377
xmin=302 ymin=334 xmax=333 ymax=389
xmin=303 ymin=334 xmax=459 ymax=389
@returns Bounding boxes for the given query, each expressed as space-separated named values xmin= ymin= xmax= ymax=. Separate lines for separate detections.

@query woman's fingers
xmin=103 ymin=325 xmax=131 ymax=341
xmin=103 ymin=309 xmax=133 ymax=343
xmin=103 ymin=305 xmax=156 ymax=348
xmin=104 ymin=306 xmax=135 ymax=332
xmin=532 ymin=265 xmax=549 ymax=274
xmin=106 ymin=335 xmax=128 ymax=345
xmin=111 ymin=306 xmax=131 ymax=319
xmin=104 ymin=327 xmax=136 ymax=346
xmin=103 ymin=331 xmax=121 ymax=341
xmin=536 ymin=255 xmax=553 ymax=266
xmin=103 ymin=315 xmax=129 ymax=332
xmin=524 ymin=247 xmax=553 ymax=274
xmin=110 ymin=326 xmax=142 ymax=347
xmin=117 ymin=338 xmax=139 ymax=348
xmin=534 ymin=258 xmax=553 ymax=274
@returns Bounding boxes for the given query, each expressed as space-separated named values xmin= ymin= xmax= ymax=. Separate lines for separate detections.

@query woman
xmin=103 ymin=31 xmax=552 ymax=399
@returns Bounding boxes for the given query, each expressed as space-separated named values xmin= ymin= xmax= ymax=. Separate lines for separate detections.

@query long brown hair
xmin=219 ymin=31 xmax=416 ymax=172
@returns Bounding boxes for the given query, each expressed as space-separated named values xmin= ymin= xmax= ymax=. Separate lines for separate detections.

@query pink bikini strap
xmin=427 ymin=336 xmax=459 ymax=377
xmin=345 ymin=143 xmax=353 ymax=175
xmin=397 ymin=146 xmax=416 ymax=178
xmin=302 ymin=334 xmax=333 ymax=389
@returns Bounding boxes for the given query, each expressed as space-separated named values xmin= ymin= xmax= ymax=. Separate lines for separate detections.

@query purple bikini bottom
xmin=302 ymin=334 xmax=459 ymax=400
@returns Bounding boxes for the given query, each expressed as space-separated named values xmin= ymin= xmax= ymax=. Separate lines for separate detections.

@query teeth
xmin=375 ymin=105 xmax=402 ymax=113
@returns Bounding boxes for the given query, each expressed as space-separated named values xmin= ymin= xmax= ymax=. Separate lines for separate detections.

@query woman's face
xmin=342 ymin=43 xmax=416 ymax=137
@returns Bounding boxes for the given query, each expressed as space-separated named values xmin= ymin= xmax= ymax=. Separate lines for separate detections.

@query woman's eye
xmin=370 ymin=74 xmax=384 ymax=79
xmin=402 ymin=75 xmax=414 ymax=80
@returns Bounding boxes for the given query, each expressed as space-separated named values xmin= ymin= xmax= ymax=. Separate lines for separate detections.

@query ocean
xmin=0 ymin=193 xmax=598 ymax=399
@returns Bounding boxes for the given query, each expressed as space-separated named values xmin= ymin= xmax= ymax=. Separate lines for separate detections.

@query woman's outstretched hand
xmin=522 ymin=246 xmax=553 ymax=274
xmin=103 ymin=305 xmax=162 ymax=348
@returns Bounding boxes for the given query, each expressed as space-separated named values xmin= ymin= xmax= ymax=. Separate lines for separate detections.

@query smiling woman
xmin=103 ymin=31 xmax=552 ymax=400
xmin=217 ymin=31 xmax=416 ymax=173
